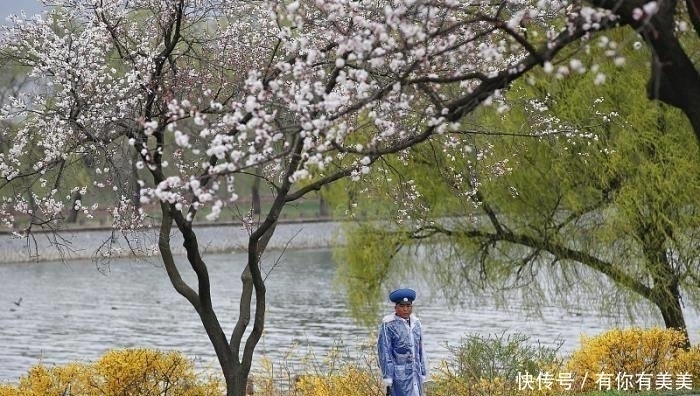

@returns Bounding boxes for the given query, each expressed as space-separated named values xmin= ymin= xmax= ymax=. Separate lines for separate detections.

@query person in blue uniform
xmin=377 ymin=288 xmax=428 ymax=396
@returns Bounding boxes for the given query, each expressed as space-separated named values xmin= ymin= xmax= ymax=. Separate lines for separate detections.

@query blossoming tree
xmin=0 ymin=0 xmax=696 ymax=395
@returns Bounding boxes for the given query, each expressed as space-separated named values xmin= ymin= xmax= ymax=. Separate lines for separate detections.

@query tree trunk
xmin=251 ymin=178 xmax=261 ymax=216
xmin=652 ymin=283 xmax=690 ymax=349
xmin=640 ymin=225 xmax=690 ymax=349
xmin=66 ymin=190 xmax=81 ymax=223
xmin=224 ymin=364 xmax=249 ymax=396
xmin=590 ymin=0 xmax=700 ymax=141
xmin=158 ymin=203 xmax=260 ymax=396
xmin=251 ymin=166 xmax=262 ymax=215
xmin=319 ymin=191 xmax=329 ymax=217
xmin=130 ymin=148 xmax=142 ymax=211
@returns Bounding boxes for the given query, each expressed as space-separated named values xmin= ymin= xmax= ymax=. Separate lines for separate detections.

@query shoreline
xmin=0 ymin=219 xmax=344 ymax=264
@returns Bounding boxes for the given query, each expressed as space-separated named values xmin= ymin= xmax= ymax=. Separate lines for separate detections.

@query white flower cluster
xmin=0 ymin=0 xmax=639 ymax=230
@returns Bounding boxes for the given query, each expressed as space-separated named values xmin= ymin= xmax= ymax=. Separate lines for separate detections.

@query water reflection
xmin=0 ymin=248 xmax=698 ymax=382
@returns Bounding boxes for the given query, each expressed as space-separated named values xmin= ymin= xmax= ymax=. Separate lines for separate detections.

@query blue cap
xmin=389 ymin=288 xmax=416 ymax=304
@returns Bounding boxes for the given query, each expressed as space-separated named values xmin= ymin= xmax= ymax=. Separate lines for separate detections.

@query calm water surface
xmin=1 ymin=248 xmax=699 ymax=382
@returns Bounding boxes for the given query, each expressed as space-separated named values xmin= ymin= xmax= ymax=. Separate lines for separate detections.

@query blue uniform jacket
xmin=377 ymin=313 xmax=427 ymax=396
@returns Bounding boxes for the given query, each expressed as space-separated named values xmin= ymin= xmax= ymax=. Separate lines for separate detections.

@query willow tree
xmin=336 ymin=29 xmax=700 ymax=344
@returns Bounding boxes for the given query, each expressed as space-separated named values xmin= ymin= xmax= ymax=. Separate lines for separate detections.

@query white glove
xmin=383 ymin=377 xmax=393 ymax=387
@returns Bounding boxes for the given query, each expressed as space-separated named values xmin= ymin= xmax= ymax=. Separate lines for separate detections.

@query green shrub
xmin=429 ymin=332 xmax=563 ymax=396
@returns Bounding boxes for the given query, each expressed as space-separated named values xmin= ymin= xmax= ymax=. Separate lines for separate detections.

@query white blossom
xmin=0 ymin=0 xmax=630 ymax=234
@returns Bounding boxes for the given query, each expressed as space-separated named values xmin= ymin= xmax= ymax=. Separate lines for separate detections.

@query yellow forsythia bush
xmin=0 ymin=363 xmax=92 ymax=396
xmin=94 ymin=348 xmax=222 ymax=395
xmin=293 ymin=366 xmax=383 ymax=396
xmin=669 ymin=345 xmax=700 ymax=385
xmin=0 ymin=387 xmax=16 ymax=396
xmin=0 ymin=348 xmax=223 ymax=396
xmin=565 ymin=327 xmax=700 ymax=392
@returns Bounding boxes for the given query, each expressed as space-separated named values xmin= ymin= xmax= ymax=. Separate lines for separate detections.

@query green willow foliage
xmin=332 ymin=28 xmax=700 ymax=330
xmin=333 ymin=223 xmax=408 ymax=326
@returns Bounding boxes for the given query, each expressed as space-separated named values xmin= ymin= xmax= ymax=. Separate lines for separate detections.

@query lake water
xmin=1 ymin=225 xmax=699 ymax=383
